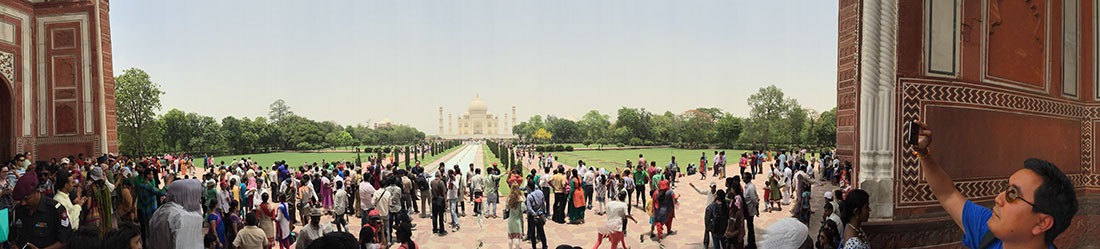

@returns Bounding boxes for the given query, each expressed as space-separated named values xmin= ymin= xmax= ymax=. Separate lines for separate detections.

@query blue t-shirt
xmin=961 ymin=200 xmax=1054 ymax=249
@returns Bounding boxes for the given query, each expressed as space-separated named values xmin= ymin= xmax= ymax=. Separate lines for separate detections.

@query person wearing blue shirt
xmin=911 ymin=120 xmax=1077 ymax=249
xmin=526 ymin=184 xmax=548 ymax=249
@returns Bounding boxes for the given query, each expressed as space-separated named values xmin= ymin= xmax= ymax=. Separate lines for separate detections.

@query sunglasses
xmin=1004 ymin=185 xmax=1040 ymax=211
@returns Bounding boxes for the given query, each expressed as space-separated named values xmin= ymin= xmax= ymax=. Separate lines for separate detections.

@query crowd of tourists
xmin=1 ymin=129 xmax=1082 ymax=249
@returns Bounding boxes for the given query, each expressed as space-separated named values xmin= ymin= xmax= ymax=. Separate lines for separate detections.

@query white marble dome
xmin=469 ymin=97 xmax=487 ymax=114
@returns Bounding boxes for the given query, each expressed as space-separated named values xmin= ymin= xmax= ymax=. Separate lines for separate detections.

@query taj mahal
xmin=438 ymin=96 xmax=518 ymax=139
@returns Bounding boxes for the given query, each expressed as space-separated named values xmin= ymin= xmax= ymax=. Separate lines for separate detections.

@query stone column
xmin=857 ymin=0 xmax=897 ymax=220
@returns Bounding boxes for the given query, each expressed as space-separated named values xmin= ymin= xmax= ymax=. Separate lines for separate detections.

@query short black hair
xmin=246 ymin=213 xmax=258 ymax=226
xmin=1023 ymin=158 xmax=1078 ymax=245
xmin=307 ymin=232 xmax=358 ymax=249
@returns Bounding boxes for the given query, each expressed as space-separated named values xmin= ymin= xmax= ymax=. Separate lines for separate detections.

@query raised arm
xmin=912 ymin=120 xmax=967 ymax=231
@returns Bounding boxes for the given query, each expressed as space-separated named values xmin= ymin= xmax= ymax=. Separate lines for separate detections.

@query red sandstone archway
xmin=0 ymin=78 xmax=10 ymax=162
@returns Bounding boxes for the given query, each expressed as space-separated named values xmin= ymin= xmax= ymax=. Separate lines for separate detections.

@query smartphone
xmin=906 ymin=120 xmax=920 ymax=145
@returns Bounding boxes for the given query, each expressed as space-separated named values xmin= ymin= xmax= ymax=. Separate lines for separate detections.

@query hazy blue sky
xmin=112 ymin=0 xmax=838 ymax=135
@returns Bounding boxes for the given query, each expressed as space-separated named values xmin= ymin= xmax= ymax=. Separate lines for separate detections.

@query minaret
xmin=438 ymin=107 xmax=444 ymax=135
xmin=504 ymin=113 xmax=509 ymax=134
xmin=448 ymin=114 xmax=453 ymax=135
xmin=512 ymin=106 xmax=517 ymax=132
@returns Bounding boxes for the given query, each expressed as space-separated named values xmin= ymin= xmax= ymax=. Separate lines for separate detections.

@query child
xmin=594 ymin=174 xmax=607 ymax=215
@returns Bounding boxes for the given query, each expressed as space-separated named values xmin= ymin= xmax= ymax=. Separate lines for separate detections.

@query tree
xmin=269 ymin=99 xmax=294 ymax=125
xmin=326 ymin=131 xmax=355 ymax=148
xmin=578 ymin=110 xmax=611 ymax=141
xmin=533 ymin=128 xmax=553 ymax=141
xmin=715 ymin=115 xmax=744 ymax=148
xmin=616 ymin=107 xmax=653 ymax=142
xmin=745 ymin=85 xmax=796 ymax=151
xmin=546 ymin=117 xmax=580 ymax=143
xmin=678 ymin=110 xmax=715 ymax=146
xmin=115 ymin=68 xmax=164 ymax=156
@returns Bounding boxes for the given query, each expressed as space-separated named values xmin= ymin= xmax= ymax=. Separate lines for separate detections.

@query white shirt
xmin=358 ymin=181 xmax=376 ymax=210
xmin=53 ymin=191 xmax=81 ymax=230
xmin=333 ymin=188 xmax=348 ymax=215
xmin=148 ymin=202 xmax=204 ymax=249
xmin=605 ymin=201 xmax=628 ymax=232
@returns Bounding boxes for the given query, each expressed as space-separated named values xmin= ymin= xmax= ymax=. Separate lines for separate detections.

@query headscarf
xmin=757 ymin=217 xmax=812 ymax=249
xmin=165 ymin=179 xmax=203 ymax=212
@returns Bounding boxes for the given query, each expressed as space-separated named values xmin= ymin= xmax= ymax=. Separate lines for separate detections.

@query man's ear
xmin=1032 ymin=213 xmax=1055 ymax=236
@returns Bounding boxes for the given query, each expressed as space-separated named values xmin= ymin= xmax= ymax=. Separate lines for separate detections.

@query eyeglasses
xmin=1004 ymin=185 xmax=1039 ymax=211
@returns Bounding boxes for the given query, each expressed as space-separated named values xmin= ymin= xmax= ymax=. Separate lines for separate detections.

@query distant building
xmin=439 ymin=96 xmax=516 ymax=139
xmin=374 ymin=117 xmax=394 ymax=129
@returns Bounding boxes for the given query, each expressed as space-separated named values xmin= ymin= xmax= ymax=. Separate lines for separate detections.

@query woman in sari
xmin=568 ymin=169 xmax=586 ymax=224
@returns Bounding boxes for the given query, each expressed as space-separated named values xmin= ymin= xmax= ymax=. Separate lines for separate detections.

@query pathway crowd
xmin=1 ymin=128 xmax=1082 ymax=249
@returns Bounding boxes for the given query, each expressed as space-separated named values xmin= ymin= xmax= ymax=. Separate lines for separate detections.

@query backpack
xmin=416 ymin=175 xmax=429 ymax=191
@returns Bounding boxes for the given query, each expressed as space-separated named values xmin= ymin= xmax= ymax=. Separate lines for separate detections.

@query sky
xmin=111 ymin=0 xmax=838 ymax=135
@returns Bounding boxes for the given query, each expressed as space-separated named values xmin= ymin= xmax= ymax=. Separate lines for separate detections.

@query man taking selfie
xmin=910 ymin=120 xmax=1078 ymax=249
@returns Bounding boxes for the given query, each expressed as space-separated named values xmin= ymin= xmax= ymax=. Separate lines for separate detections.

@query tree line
xmin=511 ymin=85 xmax=836 ymax=152
xmin=114 ymin=68 xmax=427 ymax=156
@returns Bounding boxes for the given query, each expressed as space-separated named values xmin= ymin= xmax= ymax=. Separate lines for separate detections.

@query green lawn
xmin=550 ymin=148 xmax=751 ymax=172
xmin=555 ymin=143 xmax=624 ymax=149
xmin=208 ymin=145 xmax=460 ymax=169
xmin=207 ymin=152 xmax=365 ymax=168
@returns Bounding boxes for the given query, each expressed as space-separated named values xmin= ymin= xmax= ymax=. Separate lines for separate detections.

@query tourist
xmin=839 ymin=189 xmax=870 ymax=249
xmin=359 ymin=209 xmax=386 ymax=249
xmin=622 ymin=167 xmax=634 ymax=214
xmin=147 ymin=179 xmax=204 ymax=249
xmin=446 ymin=169 xmax=461 ymax=231
xmin=332 ymin=180 xmax=349 ymax=232
xmin=539 ymin=168 xmax=552 ymax=216
xmin=206 ymin=203 xmax=227 ymax=249
xmin=381 ymin=174 xmax=404 ymax=243
xmin=506 ymin=184 xmax=527 ymax=249
xmin=320 ymin=171 xmax=333 ymax=210
xmin=456 ymin=166 xmax=467 ymax=217
xmin=10 ymin=171 xmax=73 ymax=249
xmin=84 ymin=166 xmax=114 ymax=237
xmin=52 ymin=170 xmax=85 ymax=230
xmin=357 ymin=173 xmax=376 ymax=226
xmin=718 ymin=151 xmax=727 ymax=179
xmin=910 ymin=120 xmax=1078 ymax=249
xmin=486 ymin=164 xmax=503 ymax=218
xmin=583 ymin=166 xmax=596 ymax=210
xmin=593 ymin=174 xmax=607 ymax=215
xmin=594 ymin=190 xmax=636 ymax=249
xmin=765 ymin=174 xmax=781 ymax=212
xmin=294 ymin=208 xmax=332 ymax=249
xmin=234 ymin=213 xmax=267 ymax=249
xmin=419 ymin=171 xmax=432 ymax=219
xmin=104 ymin=222 xmax=142 ymax=249
xmin=743 ymin=174 xmax=760 ymax=249
xmin=823 ymin=202 xmax=842 ymax=232
xmin=550 ymin=168 xmax=568 ymax=224
xmin=667 ymin=156 xmax=679 ymax=187
xmin=632 ymin=162 xmax=648 ymax=212
xmin=430 ymin=171 xmax=448 ymax=235
xmin=257 ymin=192 xmax=280 ymax=248
xmin=651 ymin=179 xmax=676 ymax=242
xmin=699 ymin=152 xmax=708 ymax=180
xmin=393 ymin=222 xmax=418 ymax=249
xmin=756 ymin=217 xmax=812 ymax=249
xmin=816 ymin=220 xmax=842 ymax=249
xmin=567 ymin=169 xmax=586 ymax=224
xmin=470 ymin=168 xmax=485 ymax=217
xmin=704 ymin=190 xmax=728 ymax=249
xmin=723 ymin=177 xmax=745 ymax=249
xmin=526 ymin=182 xmax=548 ymax=249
